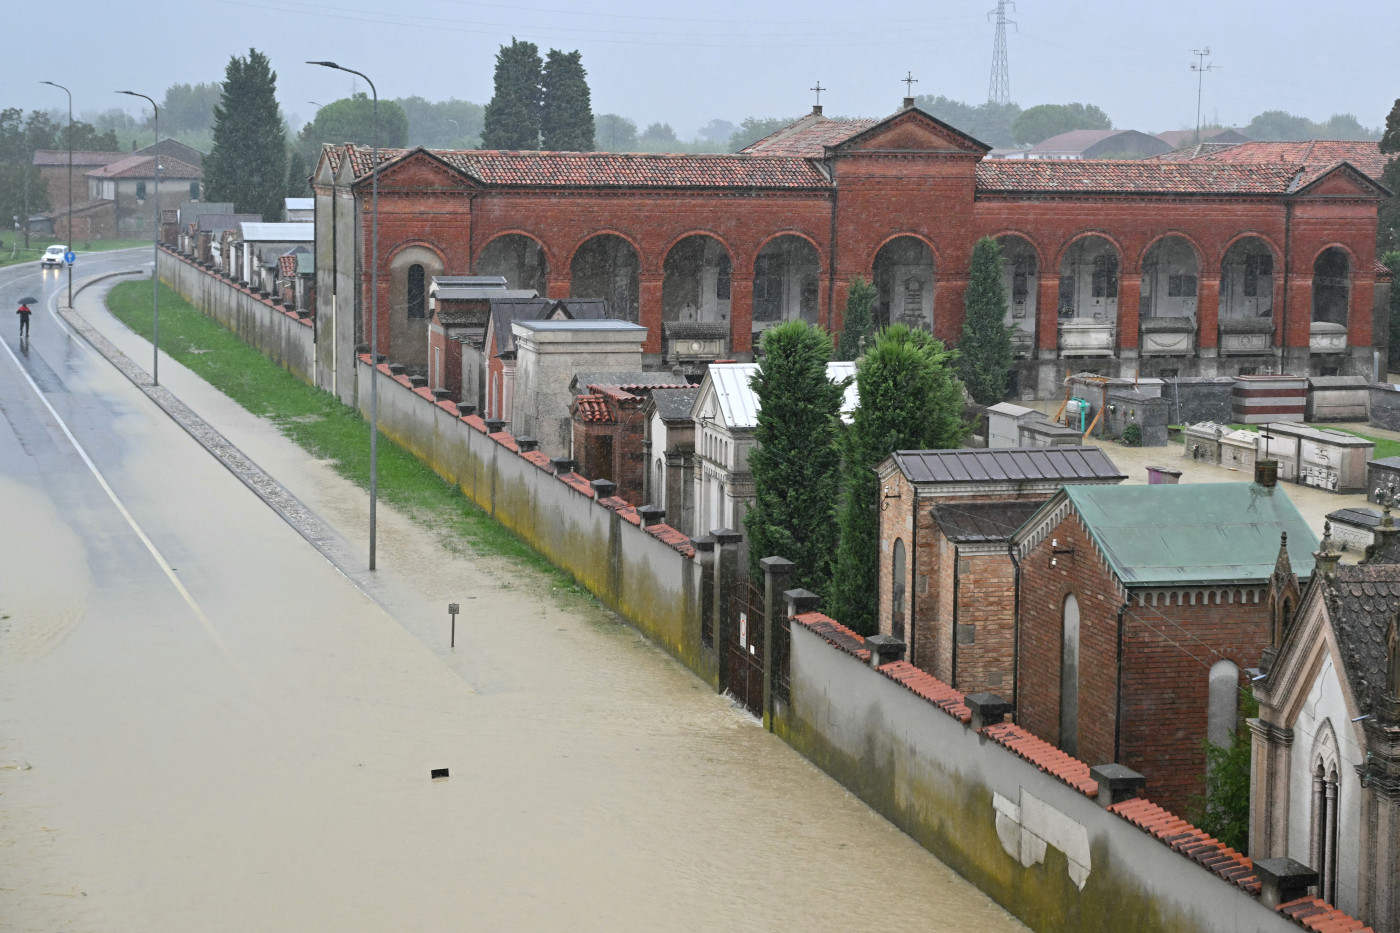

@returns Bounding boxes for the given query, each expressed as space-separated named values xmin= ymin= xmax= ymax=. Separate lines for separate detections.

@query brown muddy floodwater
xmin=0 ymin=285 xmax=1025 ymax=931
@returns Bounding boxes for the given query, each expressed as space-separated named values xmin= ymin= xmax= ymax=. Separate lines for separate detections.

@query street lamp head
xmin=307 ymin=60 xmax=341 ymax=69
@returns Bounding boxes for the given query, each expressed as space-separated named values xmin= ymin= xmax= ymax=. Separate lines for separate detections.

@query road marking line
xmin=0 ymin=332 xmax=233 ymax=663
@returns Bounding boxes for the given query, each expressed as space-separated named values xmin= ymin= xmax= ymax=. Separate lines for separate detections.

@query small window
xmin=135 ymin=181 xmax=147 ymax=200
xmin=407 ymin=264 xmax=426 ymax=319
xmin=1091 ymin=254 xmax=1119 ymax=299
xmin=189 ymin=181 xmax=201 ymax=200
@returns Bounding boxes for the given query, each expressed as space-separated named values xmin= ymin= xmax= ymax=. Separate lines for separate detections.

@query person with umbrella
xmin=16 ymin=296 xmax=36 ymax=339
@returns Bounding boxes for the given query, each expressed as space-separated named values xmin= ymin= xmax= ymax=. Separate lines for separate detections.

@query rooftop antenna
xmin=1190 ymin=48 xmax=1220 ymax=145
xmin=987 ymin=0 xmax=1016 ymax=105
xmin=810 ymin=80 xmax=826 ymax=116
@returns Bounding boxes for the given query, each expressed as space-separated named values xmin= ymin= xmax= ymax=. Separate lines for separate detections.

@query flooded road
xmin=0 ymin=255 xmax=1023 ymax=931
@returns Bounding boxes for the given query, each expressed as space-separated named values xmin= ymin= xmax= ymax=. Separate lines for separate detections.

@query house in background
xmin=1025 ymin=129 xmax=1172 ymax=160
xmin=86 ymin=150 xmax=203 ymax=237
xmin=1156 ymin=128 xmax=1253 ymax=150
xmin=233 ymin=222 xmax=315 ymax=291
xmin=644 ymin=387 xmax=700 ymax=536
xmin=876 ymin=446 xmax=1127 ymax=696
xmin=1250 ymin=514 xmax=1400 ymax=933
xmin=284 ymin=198 xmax=314 ymax=222
xmin=1011 ymin=470 xmax=1316 ymax=815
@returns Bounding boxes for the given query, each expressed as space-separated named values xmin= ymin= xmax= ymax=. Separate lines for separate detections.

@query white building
xmin=690 ymin=361 xmax=857 ymax=538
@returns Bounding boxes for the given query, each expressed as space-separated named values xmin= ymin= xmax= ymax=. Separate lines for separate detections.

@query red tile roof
xmin=1277 ymin=897 xmax=1375 ymax=932
xmin=574 ymin=394 xmax=613 ymax=423
xmin=646 ymin=523 xmax=694 ymax=557
xmin=32 ymin=149 xmax=127 ymax=167
xmin=791 ymin=612 xmax=871 ymax=661
xmin=278 ymin=254 xmax=297 ymax=278
xmin=741 ymin=116 xmax=879 ymax=157
xmin=877 ymin=661 xmax=971 ymax=723
xmin=982 ymin=721 xmax=1100 ymax=795
xmin=1108 ymin=798 xmax=1258 ymax=891
xmin=1180 ymin=139 xmax=1390 ymax=181
xmin=1377 ymin=260 xmax=1394 ymax=279
xmin=976 ymin=159 xmax=1310 ymax=195
xmin=87 ymin=153 xmax=202 ymax=180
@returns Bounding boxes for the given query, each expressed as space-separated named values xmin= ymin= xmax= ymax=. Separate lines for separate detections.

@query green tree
xmin=285 ymin=150 xmax=310 ymax=198
xmin=482 ymin=38 xmax=543 ymax=150
xmin=744 ymin=321 xmax=846 ymax=595
xmin=914 ymin=95 xmax=1022 ymax=148
xmin=395 ymin=96 xmax=485 ymax=148
xmin=836 ymin=277 xmax=877 ymax=361
xmin=161 ymin=82 xmax=222 ymax=134
xmin=1190 ymin=690 xmax=1258 ymax=853
xmin=698 ymin=119 xmax=736 ymax=144
xmin=205 ymin=49 xmax=287 ymax=221
xmin=828 ymin=325 xmax=967 ymax=634
xmin=959 ymin=236 xmax=1014 ymax=405
xmin=1380 ymin=99 xmax=1400 ymax=254
xmin=541 ymin=49 xmax=595 ymax=151
xmin=595 ymin=113 xmax=637 ymax=151
xmin=296 ymin=94 xmax=409 ymax=163
xmin=728 ymin=116 xmax=797 ymax=151
xmin=1384 ymin=251 xmax=1400 ymax=374
xmin=1011 ymin=103 xmax=1112 ymax=146
xmin=640 ymin=122 xmax=676 ymax=143
xmin=1244 ymin=110 xmax=1317 ymax=141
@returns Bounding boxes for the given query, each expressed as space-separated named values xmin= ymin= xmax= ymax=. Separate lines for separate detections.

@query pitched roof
xmin=740 ymin=114 xmax=880 ymax=157
xmin=650 ymin=387 xmax=700 ymax=421
xmin=1061 ymin=483 xmax=1319 ymax=586
xmin=1179 ymin=139 xmax=1390 ymax=181
xmin=238 ymin=222 xmax=314 ymax=242
xmin=701 ymin=361 xmax=857 ymax=430
xmin=87 ymin=153 xmax=202 ymax=179
xmin=1027 ymin=129 xmax=1122 ymax=153
xmin=32 ymin=149 xmax=127 ymax=167
xmin=1321 ymin=563 xmax=1400 ymax=714
xmin=893 ymin=447 xmax=1125 ymax=484
xmin=976 ymin=159 xmax=1314 ymax=195
xmin=190 ymin=212 xmax=260 ymax=233
xmin=1155 ymin=128 xmax=1252 ymax=149
xmin=570 ymin=372 xmax=682 ymax=395
xmin=573 ymin=394 xmax=613 ymax=423
xmin=930 ymin=500 xmax=1047 ymax=543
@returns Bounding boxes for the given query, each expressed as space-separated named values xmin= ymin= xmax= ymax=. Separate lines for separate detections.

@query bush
xmin=1121 ymin=422 xmax=1142 ymax=447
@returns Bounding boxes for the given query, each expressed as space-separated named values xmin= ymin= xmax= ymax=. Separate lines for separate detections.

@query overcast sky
xmin=7 ymin=0 xmax=1392 ymax=140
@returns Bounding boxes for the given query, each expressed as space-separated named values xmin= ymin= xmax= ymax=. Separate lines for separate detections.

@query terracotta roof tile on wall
xmin=1277 ymin=897 xmax=1376 ymax=932
xmin=1108 ymin=798 xmax=1258 ymax=891
xmin=574 ymin=394 xmax=613 ymax=423
xmin=976 ymin=159 xmax=1308 ymax=195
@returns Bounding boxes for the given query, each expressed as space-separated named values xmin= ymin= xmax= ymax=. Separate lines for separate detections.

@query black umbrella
xmin=17 ymin=296 xmax=38 ymax=305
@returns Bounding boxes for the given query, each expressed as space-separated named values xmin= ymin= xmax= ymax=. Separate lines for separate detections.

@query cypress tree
xmin=541 ymin=49 xmax=595 ymax=151
xmin=284 ymin=150 xmax=310 ymax=198
xmin=836 ymin=277 xmax=878 ymax=361
xmin=482 ymin=39 xmax=543 ymax=150
xmin=744 ymin=321 xmax=846 ymax=596
xmin=829 ymin=325 xmax=967 ymax=635
xmin=958 ymin=236 xmax=1014 ymax=405
xmin=204 ymin=49 xmax=287 ymax=221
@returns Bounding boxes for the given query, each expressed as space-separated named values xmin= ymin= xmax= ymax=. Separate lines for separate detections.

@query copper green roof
xmin=1063 ymin=483 xmax=1318 ymax=586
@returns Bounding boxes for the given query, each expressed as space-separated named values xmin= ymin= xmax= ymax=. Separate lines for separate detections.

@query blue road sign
xmin=63 ymin=251 xmax=76 ymax=264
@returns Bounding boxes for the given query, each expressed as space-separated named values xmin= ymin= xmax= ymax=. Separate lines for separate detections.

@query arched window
xmin=407 ymin=264 xmax=426 ymax=319
xmin=1207 ymin=660 xmax=1240 ymax=748
xmin=1060 ymin=593 xmax=1081 ymax=755
xmin=892 ymin=539 xmax=907 ymax=640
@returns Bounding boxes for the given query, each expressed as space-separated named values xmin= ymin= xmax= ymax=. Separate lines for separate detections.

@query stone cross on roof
xmin=810 ymin=81 xmax=825 ymax=106
xmin=903 ymin=71 xmax=918 ymax=96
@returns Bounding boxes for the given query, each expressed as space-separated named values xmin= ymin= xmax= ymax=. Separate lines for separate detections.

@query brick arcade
xmin=312 ymin=103 xmax=1390 ymax=397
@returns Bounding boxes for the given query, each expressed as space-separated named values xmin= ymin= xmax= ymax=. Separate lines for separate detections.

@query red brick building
xmin=571 ymin=381 xmax=688 ymax=502
xmin=876 ymin=447 xmax=1126 ymax=696
xmin=1010 ymin=477 xmax=1317 ymax=813
xmin=311 ymin=103 xmax=1390 ymax=396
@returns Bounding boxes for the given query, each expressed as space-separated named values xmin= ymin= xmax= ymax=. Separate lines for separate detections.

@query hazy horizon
xmin=6 ymin=0 xmax=1390 ymax=142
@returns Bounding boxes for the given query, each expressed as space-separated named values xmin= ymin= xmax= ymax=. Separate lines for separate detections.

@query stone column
xmin=729 ymin=272 xmax=754 ymax=359
xmin=639 ymin=272 xmax=664 ymax=358
xmin=711 ymin=528 xmax=744 ymax=693
xmin=759 ymin=556 xmax=795 ymax=730
xmin=1247 ymin=715 xmax=1294 ymax=858
xmin=1360 ymin=692 xmax=1400 ymax=931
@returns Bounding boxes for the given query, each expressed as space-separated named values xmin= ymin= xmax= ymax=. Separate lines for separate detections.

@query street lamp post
xmin=118 ymin=91 xmax=160 ymax=387
xmin=40 ymin=81 xmax=72 ymax=309
xmin=309 ymin=60 xmax=380 ymax=571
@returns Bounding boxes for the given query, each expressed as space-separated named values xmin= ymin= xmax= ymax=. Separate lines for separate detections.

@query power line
xmin=987 ymin=0 xmax=1016 ymax=105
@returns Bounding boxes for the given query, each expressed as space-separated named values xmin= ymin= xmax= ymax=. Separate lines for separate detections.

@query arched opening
xmin=891 ymin=538 xmax=907 ymax=641
xmin=1060 ymin=593 xmax=1080 ymax=756
xmin=477 ymin=234 xmax=548 ymax=294
xmin=662 ymin=234 xmax=732 ymax=325
xmin=570 ymin=234 xmax=640 ymax=322
xmin=1057 ymin=236 xmax=1118 ymax=322
xmin=873 ymin=236 xmax=935 ymax=331
xmin=1141 ymin=236 xmax=1199 ymax=319
xmin=388 ymin=245 xmax=444 ymax=369
xmin=998 ymin=235 xmax=1038 ymax=357
xmin=1220 ymin=237 xmax=1276 ymax=321
xmin=1206 ymin=660 xmax=1240 ymax=748
xmin=753 ymin=235 xmax=820 ymax=338
xmin=1312 ymin=247 xmax=1351 ymax=327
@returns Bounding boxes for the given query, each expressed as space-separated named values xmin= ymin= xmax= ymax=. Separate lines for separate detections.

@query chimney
xmin=1254 ymin=458 xmax=1278 ymax=488
xmin=812 ymin=104 xmax=824 ymax=116
xmin=902 ymin=96 xmax=916 ymax=110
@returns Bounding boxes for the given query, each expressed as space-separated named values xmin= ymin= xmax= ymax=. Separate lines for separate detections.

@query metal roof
xmin=930 ymin=500 xmax=1047 ymax=544
xmin=893 ymin=447 xmax=1125 ymax=485
xmin=284 ymin=197 xmax=314 ymax=211
xmin=1062 ymin=483 xmax=1318 ymax=586
xmin=650 ymin=387 xmax=700 ymax=422
xmin=703 ymin=362 xmax=857 ymax=430
xmin=238 ymin=222 xmax=314 ymax=242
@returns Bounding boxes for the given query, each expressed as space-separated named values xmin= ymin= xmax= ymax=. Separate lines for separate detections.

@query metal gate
xmin=726 ymin=580 xmax=765 ymax=716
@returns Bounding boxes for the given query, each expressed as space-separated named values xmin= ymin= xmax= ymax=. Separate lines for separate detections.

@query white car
xmin=41 ymin=244 xmax=67 ymax=267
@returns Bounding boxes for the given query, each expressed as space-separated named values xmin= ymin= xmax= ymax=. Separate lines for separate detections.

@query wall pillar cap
xmin=865 ymin=633 xmax=906 ymax=668
xmin=965 ymin=693 xmax=1014 ymax=730
xmin=759 ymin=555 xmax=796 ymax=575
xmin=456 ymin=402 xmax=477 ymax=417
xmin=637 ymin=504 xmax=665 ymax=527
xmin=515 ymin=436 xmax=539 ymax=452
xmin=692 ymin=535 xmax=716 ymax=553
xmin=1254 ymin=857 xmax=1318 ymax=908
xmin=784 ymin=588 xmax=820 ymax=616
xmin=711 ymin=528 xmax=743 ymax=545
xmin=484 ymin=418 xmax=507 ymax=433
xmin=590 ymin=478 xmax=617 ymax=498
xmin=551 ymin=457 xmax=575 ymax=475
xmin=1089 ymin=763 xmax=1147 ymax=808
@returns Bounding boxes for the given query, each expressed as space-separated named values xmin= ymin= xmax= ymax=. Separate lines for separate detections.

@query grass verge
xmin=106 ymin=279 xmax=587 ymax=595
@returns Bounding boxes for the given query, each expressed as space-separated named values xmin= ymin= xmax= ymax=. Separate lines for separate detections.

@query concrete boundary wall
xmin=158 ymin=247 xmax=319 ymax=387
xmin=778 ymin=617 xmax=1356 ymax=933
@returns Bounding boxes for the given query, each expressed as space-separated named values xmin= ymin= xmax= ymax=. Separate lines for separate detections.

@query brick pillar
xmin=1272 ymin=270 xmax=1287 ymax=347
xmin=937 ymin=274 xmax=968 ymax=347
xmin=1037 ymin=273 xmax=1060 ymax=355
xmin=1350 ymin=270 xmax=1374 ymax=347
xmin=1286 ymin=274 xmax=1313 ymax=349
xmin=829 ymin=277 xmax=850 ymax=335
xmin=639 ymin=272 xmax=663 ymax=356
xmin=546 ymin=272 xmax=570 ymax=301
xmin=1116 ymin=274 xmax=1141 ymax=353
xmin=1197 ymin=273 xmax=1220 ymax=351
xmin=729 ymin=272 xmax=754 ymax=358
xmin=760 ymin=556 xmax=795 ymax=730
